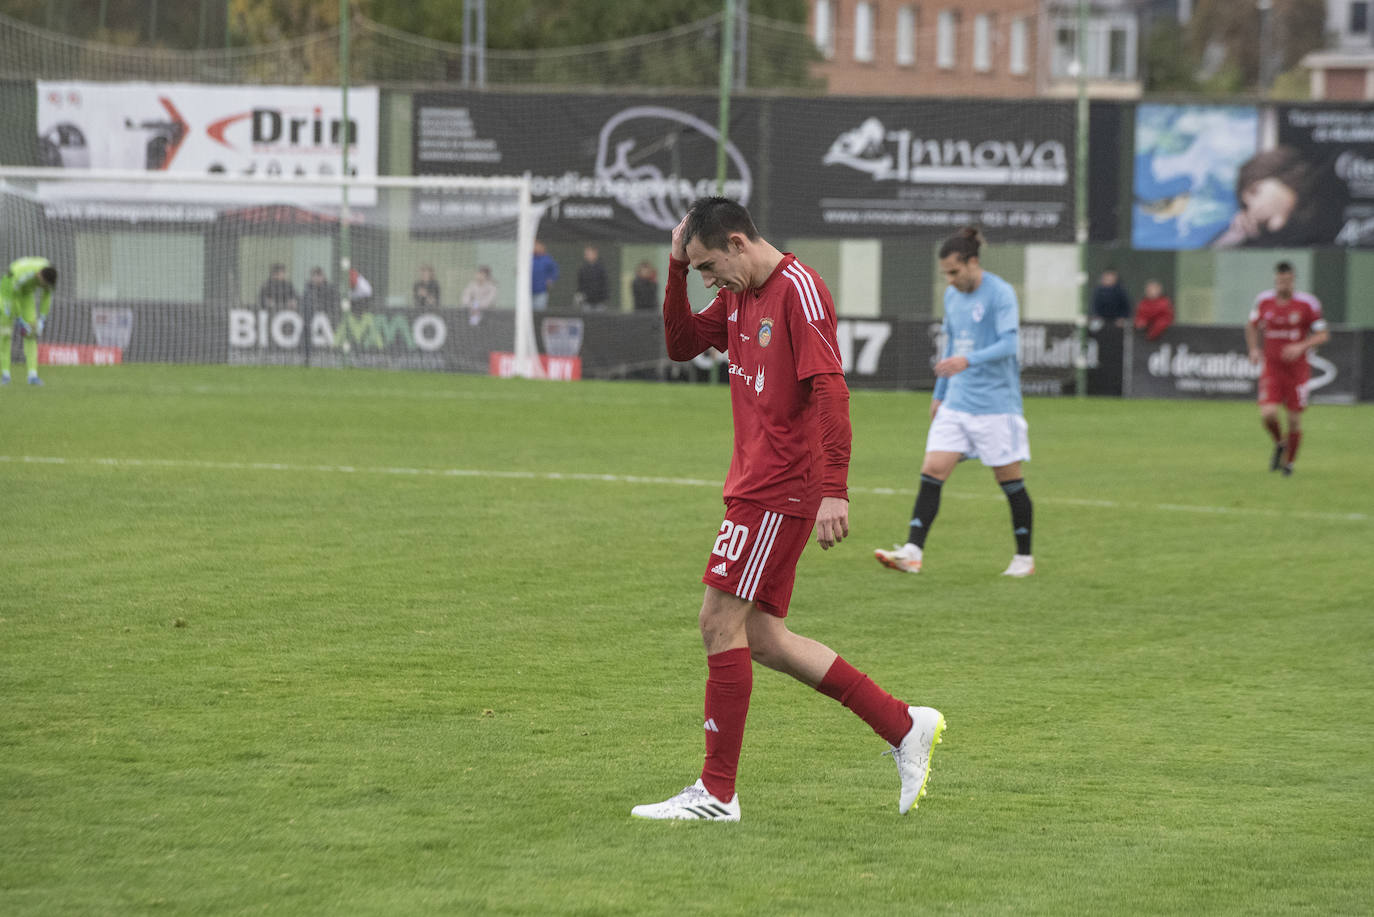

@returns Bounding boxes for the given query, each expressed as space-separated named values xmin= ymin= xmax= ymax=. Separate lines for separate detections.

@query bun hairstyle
xmin=938 ymin=226 xmax=985 ymax=262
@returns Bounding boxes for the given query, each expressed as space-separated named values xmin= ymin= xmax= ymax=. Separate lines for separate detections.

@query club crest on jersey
xmin=758 ymin=317 xmax=774 ymax=347
xmin=971 ymin=303 xmax=985 ymax=322
xmin=1289 ymin=311 xmax=1300 ymax=324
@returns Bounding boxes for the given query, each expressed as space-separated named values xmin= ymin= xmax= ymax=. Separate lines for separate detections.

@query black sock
xmin=1000 ymin=478 xmax=1033 ymax=555
xmin=907 ymin=474 xmax=943 ymax=548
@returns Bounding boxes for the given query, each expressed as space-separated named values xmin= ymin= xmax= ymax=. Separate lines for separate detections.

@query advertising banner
xmin=1276 ymin=106 xmax=1374 ymax=247
xmin=766 ymin=98 xmax=1074 ymax=240
xmin=1124 ymin=325 xmax=1361 ymax=404
xmin=683 ymin=319 xmax=1119 ymax=395
xmin=412 ymin=92 xmax=760 ymax=240
xmin=1132 ymin=104 xmax=1259 ymax=250
xmin=36 ymin=82 xmax=380 ymax=209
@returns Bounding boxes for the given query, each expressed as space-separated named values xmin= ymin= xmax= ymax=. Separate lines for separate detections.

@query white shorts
xmin=926 ymin=407 xmax=1030 ymax=468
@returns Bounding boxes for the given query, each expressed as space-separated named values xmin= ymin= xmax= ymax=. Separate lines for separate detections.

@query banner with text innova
xmin=765 ymin=98 xmax=1075 ymax=240
xmin=412 ymin=92 xmax=761 ymax=240
xmin=36 ymin=82 xmax=380 ymax=213
xmin=1124 ymin=325 xmax=1361 ymax=404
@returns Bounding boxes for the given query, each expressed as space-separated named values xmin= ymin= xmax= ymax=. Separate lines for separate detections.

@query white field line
xmin=2 ymin=454 xmax=1368 ymax=524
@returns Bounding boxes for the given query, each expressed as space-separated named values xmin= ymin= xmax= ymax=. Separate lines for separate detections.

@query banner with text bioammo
xmin=411 ymin=92 xmax=761 ymax=241
xmin=765 ymin=98 xmax=1074 ymax=240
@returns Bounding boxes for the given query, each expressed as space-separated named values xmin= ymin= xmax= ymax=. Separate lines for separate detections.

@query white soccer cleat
xmin=631 ymin=779 xmax=740 ymax=822
xmin=888 ymin=706 xmax=946 ymax=814
xmin=1001 ymin=554 xmax=1035 ymax=577
xmin=875 ymin=543 xmax=923 ymax=574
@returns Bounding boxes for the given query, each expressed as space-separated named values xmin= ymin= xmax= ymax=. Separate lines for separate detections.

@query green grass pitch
xmin=2 ymin=365 xmax=1371 ymax=915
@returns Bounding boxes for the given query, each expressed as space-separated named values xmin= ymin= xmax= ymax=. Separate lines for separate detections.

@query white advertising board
xmin=36 ymin=82 xmax=380 ymax=208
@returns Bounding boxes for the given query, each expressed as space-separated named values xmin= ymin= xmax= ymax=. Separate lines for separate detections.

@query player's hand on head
xmin=671 ymin=212 xmax=691 ymax=263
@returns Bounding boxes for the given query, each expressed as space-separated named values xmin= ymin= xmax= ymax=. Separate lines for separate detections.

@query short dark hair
xmin=938 ymin=226 xmax=985 ymax=262
xmin=684 ymin=196 xmax=759 ymax=254
xmin=270 ymin=262 xmax=286 ymax=273
xmin=1275 ymin=261 xmax=1295 ymax=274
xmin=1238 ymin=147 xmax=1310 ymax=200
xmin=39 ymin=266 xmax=57 ymax=285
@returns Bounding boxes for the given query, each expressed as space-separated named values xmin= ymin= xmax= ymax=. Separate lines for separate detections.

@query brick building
xmin=807 ymin=0 xmax=1143 ymax=98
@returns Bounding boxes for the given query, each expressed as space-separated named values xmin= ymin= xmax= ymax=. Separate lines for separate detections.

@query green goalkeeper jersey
xmin=2 ymin=256 xmax=55 ymax=322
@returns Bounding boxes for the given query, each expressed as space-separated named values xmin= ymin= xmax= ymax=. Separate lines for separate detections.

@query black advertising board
xmin=764 ymin=98 xmax=1075 ymax=241
xmin=1124 ymin=325 xmax=1362 ymax=404
xmin=412 ymin=92 xmax=762 ymax=241
xmin=1277 ymin=106 xmax=1374 ymax=247
xmin=673 ymin=319 xmax=1119 ymax=395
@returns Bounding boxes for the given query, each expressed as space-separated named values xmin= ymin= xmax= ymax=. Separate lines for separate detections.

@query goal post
xmin=0 ymin=167 xmax=545 ymax=377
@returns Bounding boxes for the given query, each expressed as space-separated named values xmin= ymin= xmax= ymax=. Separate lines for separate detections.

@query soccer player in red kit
xmin=630 ymin=197 xmax=946 ymax=822
xmin=1245 ymin=261 xmax=1328 ymax=476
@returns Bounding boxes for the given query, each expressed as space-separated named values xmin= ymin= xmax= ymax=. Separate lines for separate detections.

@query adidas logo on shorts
xmin=711 ymin=562 xmax=728 ymax=577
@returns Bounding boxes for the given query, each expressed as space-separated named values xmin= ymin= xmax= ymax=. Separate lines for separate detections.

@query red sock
xmin=816 ymin=656 xmax=913 ymax=747
xmin=1287 ymin=430 xmax=1302 ymax=464
xmin=1263 ymin=416 xmax=1282 ymax=442
xmin=700 ymin=647 xmax=752 ymax=802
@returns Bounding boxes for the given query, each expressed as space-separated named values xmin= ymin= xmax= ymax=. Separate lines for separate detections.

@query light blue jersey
xmin=932 ymin=270 xmax=1022 ymax=416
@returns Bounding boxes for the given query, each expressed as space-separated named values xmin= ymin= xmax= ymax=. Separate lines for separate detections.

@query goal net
xmin=0 ymin=167 xmax=553 ymax=378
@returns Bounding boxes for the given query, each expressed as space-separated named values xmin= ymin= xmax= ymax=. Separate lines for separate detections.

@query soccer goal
xmin=0 ymin=167 xmax=551 ymax=377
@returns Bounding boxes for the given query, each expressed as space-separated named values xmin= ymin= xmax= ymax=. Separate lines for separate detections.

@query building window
xmin=973 ymin=13 xmax=994 ymax=72
xmin=1352 ymin=2 xmax=1369 ymax=34
xmin=896 ymin=6 xmax=918 ymax=67
xmin=1107 ymin=25 xmax=1131 ymax=79
xmin=1009 ymin=17 xmax=1028 ymax=75
xmin=814 ymin=0 xmax=834 ymax=59
xmin=854 ymin=2 xmax=875 ymax=63
xmin=937 ymin=10 xmax=959 ymax=69
xmin=1052 ymin=16 xmax=1137 ymax=80
xmin=1054 ymin=25 xmax=1077 ymax=76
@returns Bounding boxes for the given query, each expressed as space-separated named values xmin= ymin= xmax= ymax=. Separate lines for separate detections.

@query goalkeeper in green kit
xmin=1 ymin=256 xmax=58 ymax=386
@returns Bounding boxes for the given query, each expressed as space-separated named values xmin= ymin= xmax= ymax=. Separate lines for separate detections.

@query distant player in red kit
xmin=630 ymin=197 xmax=945 ymax=822
xmin=1245 ymin=261 xmax=1329 ymax=476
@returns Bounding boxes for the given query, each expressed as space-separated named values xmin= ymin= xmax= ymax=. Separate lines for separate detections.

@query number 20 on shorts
xmin=712 ymin=520 xmax=751 ymax=561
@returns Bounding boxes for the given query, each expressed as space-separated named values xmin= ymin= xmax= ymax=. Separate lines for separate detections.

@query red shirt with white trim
xmin=663 ymin=253 xmax=847 ymax=518
xmin=1248 ymin=290 xmax=1326 ymax=374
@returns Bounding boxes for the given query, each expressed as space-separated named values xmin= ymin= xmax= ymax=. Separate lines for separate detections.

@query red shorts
xmin=700 ymin=499 xmax=814 ymax=618
xmin=1258 ymin=365 xmax=1309 ymax=411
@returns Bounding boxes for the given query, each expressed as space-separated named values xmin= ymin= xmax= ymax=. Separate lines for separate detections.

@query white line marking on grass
xmin=3 ymin=455 xmax=1367 ymax=523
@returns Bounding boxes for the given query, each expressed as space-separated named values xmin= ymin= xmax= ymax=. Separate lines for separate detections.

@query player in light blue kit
xmin=875 ymin=227 xmax=1035 ymax=577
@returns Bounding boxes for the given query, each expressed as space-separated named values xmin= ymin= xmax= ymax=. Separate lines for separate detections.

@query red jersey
xmin=663 ymin=253 xmax=847 ymax=518
xmin=1133 ymin=296 xmax=1174 ymax=340
xmin=1248 ymin=290 xmax=1326 ymax=372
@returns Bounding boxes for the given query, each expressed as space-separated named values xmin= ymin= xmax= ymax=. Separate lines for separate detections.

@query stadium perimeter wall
xmin=5 ymin=83 xmax=1374 ymax=328
xmin=28 ymin=302 xmax=1374 ymax=403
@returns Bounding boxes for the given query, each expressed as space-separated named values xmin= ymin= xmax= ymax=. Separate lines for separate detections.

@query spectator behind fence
xmin=413 ymin=264 xmax=441 ymax=309
xmin=461 ymin=265 xmax=498 ymax=326
xmin=632 ymin=260 xmax=659 ymax=311
xmin=349 ymin=268 xmax=372 ymax=307
xmin=259 ymin=263 xmax=297 ymax=310
xmin=1090 ymin=268 xmax=1131 ymax=328
xmin=531 ymin=240 xmax=558 ymax=311
xmin=576 ymin=244 xmax=610 ymax=311
xmin=1133 ymin=279 xmax=1175 ymax=341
